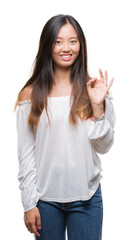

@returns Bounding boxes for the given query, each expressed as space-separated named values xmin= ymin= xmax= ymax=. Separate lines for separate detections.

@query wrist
xmin=91 ymin=113 xmax=105 ymax=122
xmin=92 ymin=103 xmax=104 ymax=118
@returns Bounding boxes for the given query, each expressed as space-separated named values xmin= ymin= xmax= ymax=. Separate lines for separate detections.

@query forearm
xmin=91 ymin=101 xmax=105 ymax=118
xmin=18 ymin=154 xmax=39 ymax=212
xmin=87 ymin=95 xmax=116 ymax=154
xmin=16 ymin=102 xmax=40 ymax=212
xmin=88 ymin=118 xmax=114 ymax=154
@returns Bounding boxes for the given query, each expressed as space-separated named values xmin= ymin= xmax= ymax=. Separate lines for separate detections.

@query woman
xmin=15 ymin=14 xmax=115 ymax=240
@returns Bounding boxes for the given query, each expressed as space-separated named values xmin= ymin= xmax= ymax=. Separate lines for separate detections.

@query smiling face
xmin=52 ymin=23 xmax=80 ymax=69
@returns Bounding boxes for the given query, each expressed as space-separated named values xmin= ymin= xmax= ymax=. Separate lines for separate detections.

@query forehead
xmin=57 ymin=23 xmax=78 ymax=38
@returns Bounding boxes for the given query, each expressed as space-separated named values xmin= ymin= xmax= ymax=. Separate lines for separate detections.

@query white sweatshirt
xmin=16 ymin=94 xmax=116 ymax=212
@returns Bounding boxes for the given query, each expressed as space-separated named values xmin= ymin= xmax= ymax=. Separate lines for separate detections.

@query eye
xmin=70 ymin=40 xmax=77 ymax=44
xmin=56 ymin=40 xmax=62 ymax=45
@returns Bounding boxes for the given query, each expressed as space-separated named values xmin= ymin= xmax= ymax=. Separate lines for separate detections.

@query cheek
xmin=74 ymin=48 xmax=80 ymax=58
xmin=52 ymin=50 xmax=56 ymax=57
xmin=52 ymin=47 xmax=61 ymax=60
xmin=52 ymin=51 xmax=58 ymax=62
xmin=74 ymin=44 xmax=80 ymax=55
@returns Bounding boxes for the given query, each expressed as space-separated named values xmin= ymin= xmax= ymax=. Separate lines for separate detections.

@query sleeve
xmin=16 ymin=101 xmax=40 ymax=212
xmin=87 ymin=94 xmax=116 ymax=154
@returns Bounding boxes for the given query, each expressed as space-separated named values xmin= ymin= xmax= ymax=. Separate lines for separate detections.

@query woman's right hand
xmin=24 ymin=206 xmax=41 ymax=237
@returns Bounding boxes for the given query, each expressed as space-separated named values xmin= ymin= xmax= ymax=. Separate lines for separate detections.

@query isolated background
xmin=0 ymin=0 xmax=130 ymax=239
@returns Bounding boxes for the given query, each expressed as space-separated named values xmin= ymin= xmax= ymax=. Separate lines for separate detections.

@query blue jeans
xmin=34 ymin=183 xmax=103 ymax=240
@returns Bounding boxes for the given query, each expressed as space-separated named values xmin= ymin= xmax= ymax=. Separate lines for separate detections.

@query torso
xmin=48 ymin=84 xmax=73 ymax=97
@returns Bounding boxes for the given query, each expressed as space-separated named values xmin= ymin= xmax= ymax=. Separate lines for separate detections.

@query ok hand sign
xmin=87 ymin=69 xmax=114 ymax=106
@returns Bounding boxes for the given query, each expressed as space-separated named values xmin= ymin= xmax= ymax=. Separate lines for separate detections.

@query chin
xmin=58 ymin=60 xmax=76 ymax=68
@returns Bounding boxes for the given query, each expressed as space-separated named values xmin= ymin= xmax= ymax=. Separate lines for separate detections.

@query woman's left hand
xmin=87 ymin=69 xmax=114 ymax=106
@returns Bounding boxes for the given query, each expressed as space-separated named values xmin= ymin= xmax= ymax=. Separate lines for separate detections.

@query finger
xmin=27 ymin=223 xmax=33 ymax=233
xmin=32 ymin=226 xmax=40 ymax=237
xmin=104 ymin=70 xmax=108 ymax=86
xmin=87 ymin=81 xmax=91 ymax=87
xmin=99 ymin=69 xmax=104 ymax=80
xmin=87 ymin=78 xmax=95 ymax=86
xmin=104 ymin=70 xmax=108 ymax=82
xmin=87 ymin=78 xmax=97 ymax=82
xmin=87 ymin=78 xmax=97 ymax=88
xmin=25 ymin=221 xmax=31 ymax=233
xmin=36 ymin=212 xmax=41 ymax=230
xmin=99 ymin=69 xmax=105 ymax=85
xmin=31 ymin=223 xmax=40 ymax=237
xmin=107 ymin=77 xmax=114 ymax=90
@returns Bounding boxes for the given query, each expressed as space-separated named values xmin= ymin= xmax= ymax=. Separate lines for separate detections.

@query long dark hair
xmin=14 ymin=14 xmax=93 ymax=128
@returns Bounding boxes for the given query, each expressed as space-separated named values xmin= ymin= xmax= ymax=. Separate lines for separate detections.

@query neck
xmin=53 ymin=66 xmax=71 ymax=84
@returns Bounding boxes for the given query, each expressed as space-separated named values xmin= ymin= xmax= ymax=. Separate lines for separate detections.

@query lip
xmin=60 ymin=54 xmax=72 ymax=61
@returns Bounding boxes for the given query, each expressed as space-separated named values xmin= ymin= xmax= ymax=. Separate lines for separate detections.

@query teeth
xmin=61 ymin=55 xmax=71 ymax=58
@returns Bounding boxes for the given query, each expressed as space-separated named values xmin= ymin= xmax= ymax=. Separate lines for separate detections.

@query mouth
xmin=60 ymin=54 xmax=72 ymax=61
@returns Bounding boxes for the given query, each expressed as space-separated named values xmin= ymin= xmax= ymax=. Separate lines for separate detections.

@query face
xmin=52 ymin=23 xmax=80 ymax=69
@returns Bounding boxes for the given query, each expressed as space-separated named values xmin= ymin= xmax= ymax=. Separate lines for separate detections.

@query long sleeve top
xmin=16 ymin=94 xmax=116 ymax=212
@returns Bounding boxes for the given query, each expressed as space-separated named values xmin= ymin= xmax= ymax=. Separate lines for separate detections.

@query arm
xmin=87 ymin=69 xmax=115 ymax=154
xmin=17 ymin=101 xmax=39 ymax=211
xmin=16 ymin=99 xmax=41 ymax=237
xmin=87 ymin=94 xmax=116 ymax=154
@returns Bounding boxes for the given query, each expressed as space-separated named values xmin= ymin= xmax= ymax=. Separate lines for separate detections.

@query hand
xmin=24 ymin=206 xmax=41 ymax=237
xmin=87 ymin=69 xmax=114 ymax=106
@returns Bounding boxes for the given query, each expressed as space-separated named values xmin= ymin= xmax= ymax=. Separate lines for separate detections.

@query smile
xmin=60 ymin=54 xmax=72 ymax=61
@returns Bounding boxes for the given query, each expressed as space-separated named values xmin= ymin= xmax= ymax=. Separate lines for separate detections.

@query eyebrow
xmin=56 ymin=36 xmax=78 ymax=39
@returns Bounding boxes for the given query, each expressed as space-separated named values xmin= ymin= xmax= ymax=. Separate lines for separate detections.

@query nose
xmin=62 ymin=42 xmax=70 ymax=52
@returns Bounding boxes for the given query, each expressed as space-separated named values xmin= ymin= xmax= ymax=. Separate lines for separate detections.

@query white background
xmin=0 ymin=0 xmax=130 ymax=239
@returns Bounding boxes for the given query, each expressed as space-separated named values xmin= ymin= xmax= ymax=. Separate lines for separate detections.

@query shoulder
xmin=19 ymin=85 xmax=33 ymax=102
